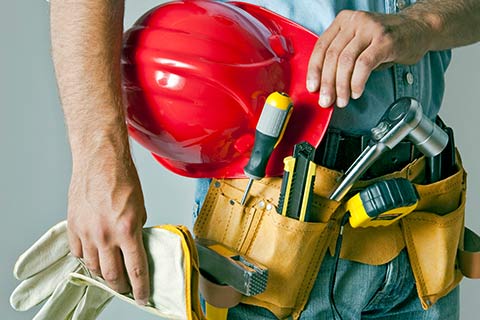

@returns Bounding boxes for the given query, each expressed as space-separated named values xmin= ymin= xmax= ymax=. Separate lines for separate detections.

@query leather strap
xmin=459 ymin=227 xmax=480 ymax=279
xmin=199 ymin=273 xmax=242 ymax=308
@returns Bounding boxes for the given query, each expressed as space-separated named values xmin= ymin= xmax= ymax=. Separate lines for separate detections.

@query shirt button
xmin=396 ymin=0 xmax=407 ymax=10
xmin=405 ymin=72 xmax=414 ymax=85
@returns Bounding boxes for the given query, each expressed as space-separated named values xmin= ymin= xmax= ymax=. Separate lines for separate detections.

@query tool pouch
xmin=194 ymin=152 xmax=478 ymax=318
xmin=401 ymin=155 xmax=466 ymax=309
xmin=194 ymin=172 xmax=344 ymax=319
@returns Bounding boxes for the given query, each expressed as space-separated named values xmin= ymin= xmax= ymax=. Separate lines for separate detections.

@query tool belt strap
xmin=459 ymin=227 xmax=480 ymax=279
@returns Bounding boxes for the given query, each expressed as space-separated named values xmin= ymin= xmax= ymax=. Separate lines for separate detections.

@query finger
xmin=81 ymin=243 xmax=101 ymax=277
xmin=319 ymin=30 xmax=355 ymax=107
xmin=336 ymin=36 xmax=371 ymax=104
xmin=351 ymin=44 xmax=386 ymax=99
xmin=10 ymin=255 xmax=80 ymax=311
xmin=30 ymin=278 xmax=86 ymax=320
xmin=98 ymin=247 xmax=130 ymax=294
xmin=121 ymin=233 xmax=150 ymax=305
xmin=14 ymin=221 xmax=70 ymax=280
xmin=68 ymin=227 xmax=83 ymax=259
xmin=306 ymin=23 xmax=340 ymax=93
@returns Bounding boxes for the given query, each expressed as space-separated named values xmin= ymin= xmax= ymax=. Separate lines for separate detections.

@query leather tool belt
xmin=195 ymin=143 xmax=479 ymax=320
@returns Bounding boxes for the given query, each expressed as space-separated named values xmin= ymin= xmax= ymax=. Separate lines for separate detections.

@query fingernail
xmin=307 ymin=79 xmax=318 ymax=92
xmin=351 ymin=91 xmax=361 ymax=99
xmin=319 ymin=94 xmax=331 ymax=107
xmin=336 ymin=97 xmax=348 ymax=108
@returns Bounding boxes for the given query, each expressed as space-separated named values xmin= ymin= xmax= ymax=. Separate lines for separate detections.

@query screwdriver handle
xmin=244 ymin=92 xmax=293 ymax=179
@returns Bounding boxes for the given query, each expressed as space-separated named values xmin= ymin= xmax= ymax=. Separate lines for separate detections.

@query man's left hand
xmin=306 ymin=10 xmax=431 ymax=108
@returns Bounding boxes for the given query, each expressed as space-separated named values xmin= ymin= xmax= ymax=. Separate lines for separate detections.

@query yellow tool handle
xmin=206 ymin=303 xmax=228 ymax=320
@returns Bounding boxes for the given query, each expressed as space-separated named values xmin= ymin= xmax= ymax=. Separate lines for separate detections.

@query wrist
xmin=70 ymin=129 xmax=133 ymax=169
xmin=400 ymin=7 xmax=443 ymax=52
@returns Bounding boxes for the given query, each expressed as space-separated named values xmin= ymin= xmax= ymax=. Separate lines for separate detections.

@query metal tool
xmin=277 ymin=141 xmax=317 ymax=221
xmin=346 ymin=178 xmax=419 ymax=228
xmin=195 ymin=238 xmax=268 ymax=296
xmin=241 ymin=92 xmax=294 ymax=205
xmin=329 ymin=97 xmax=449 ymax=201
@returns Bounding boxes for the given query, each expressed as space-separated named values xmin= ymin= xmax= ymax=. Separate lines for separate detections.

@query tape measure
xmin=346 ymin=178 xmax=419 ymax=228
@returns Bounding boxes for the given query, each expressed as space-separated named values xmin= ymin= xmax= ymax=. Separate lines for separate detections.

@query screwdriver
xmin=240 ymin=92 xmax=294 ymax=206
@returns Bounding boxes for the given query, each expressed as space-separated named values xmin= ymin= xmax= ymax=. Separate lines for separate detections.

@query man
xmin=49 ymin=0 xmax=480 ymax=318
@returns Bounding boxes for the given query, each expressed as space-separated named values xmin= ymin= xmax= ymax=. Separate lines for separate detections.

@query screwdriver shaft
xmin=241 ymin=178 xmax=254 ymax=206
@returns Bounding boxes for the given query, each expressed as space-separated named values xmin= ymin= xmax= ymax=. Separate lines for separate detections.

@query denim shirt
xmin=230 ymin=0 xmax=452 ymax=134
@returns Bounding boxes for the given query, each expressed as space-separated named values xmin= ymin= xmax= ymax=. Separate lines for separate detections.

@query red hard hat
xmin=122 ymin=0 xmax=332 ymax=178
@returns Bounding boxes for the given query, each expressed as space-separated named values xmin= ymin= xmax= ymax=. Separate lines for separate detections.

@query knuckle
xmin=336 ymin=82 xmax=350 ymax=95
xmin=337 ymin=10 xmax=353 ymax=20
xmin=103 ymin=269 xmax=121 ymax=283
xmin=313 ymin=39 xmax=328 ymax=56
xmin=350 ymin=10 xmax=366 ymax=21
xmin=130 ymin=265 xmax=148 ymax=279
xmin=357 ymin=54 xmax=375 ymax=68
xmin=118 ymin=219 xmax=139 ymax=237
xmin=325 ymin=47 xmax=339 ymax=60
xmin=84 ymin=259 xmax=97 ymax=270
xmin=339 ymin=52 xmax=356 ymax=66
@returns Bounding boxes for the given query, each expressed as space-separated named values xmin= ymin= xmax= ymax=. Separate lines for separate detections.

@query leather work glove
xmin=10 ymin=220 xmax=204 ymax=320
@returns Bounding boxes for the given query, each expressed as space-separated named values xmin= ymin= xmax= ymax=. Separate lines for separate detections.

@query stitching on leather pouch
xmin=259 ymin=214 xmax=325 ymax=233
xmin=220 ymin=194 xmax=236 ymax=245
xmin=406 ymin=213 xmax=463 ymax=226
xmin=293 ymin=221 xmax=335 ymax=318
xmin=414 ymin=172 xmax=463 ymax=196
xmin=407 ymin=192 xmax=465 ymax=225
xmin=402 ymin=222 xmax=428 ymax=299
xmin=245 ymin=210 xmax=266 ymax=257
xmin=236 ymin=207 xmax=256 ymax=250
xmin=195 ymin=187 xmax=219 ymax=234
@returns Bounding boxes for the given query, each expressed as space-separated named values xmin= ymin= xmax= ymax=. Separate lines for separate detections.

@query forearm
xmin=402 ymin=0 xmax=480 ymax=50
xmin=50 ymin=0 xmax=129 ymax=166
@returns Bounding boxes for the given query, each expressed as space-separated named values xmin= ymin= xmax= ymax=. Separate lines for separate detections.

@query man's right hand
xmin=67 ymin=153 xmax=150 ymax=305
xmin=50 ymin=0 xmax=150 ymax=305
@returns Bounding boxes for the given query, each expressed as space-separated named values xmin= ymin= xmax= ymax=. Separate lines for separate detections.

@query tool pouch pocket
xmin=194 ymin=178 xmax=342 ymax=319
xmin=401 ymin=163 xmax=466 ymax=309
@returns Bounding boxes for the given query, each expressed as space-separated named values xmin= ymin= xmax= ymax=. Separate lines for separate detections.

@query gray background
xmin=1 ymin=1 xmax=479 ymax=319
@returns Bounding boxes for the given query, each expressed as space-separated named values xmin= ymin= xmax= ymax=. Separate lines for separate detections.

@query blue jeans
xmin=194 ymin=179 xmax=460 ymax=320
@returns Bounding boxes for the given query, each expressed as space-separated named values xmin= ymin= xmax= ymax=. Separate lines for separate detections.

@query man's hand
xmin=307 ymin=0 xmax=480 ymax=109
xmin=67 ymin=153 xmax=149 ymax=305
xmin=50 ymin=0 xmax=150 ymax=305
xmin=306 ymin=10 xmax=431 ymax=108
